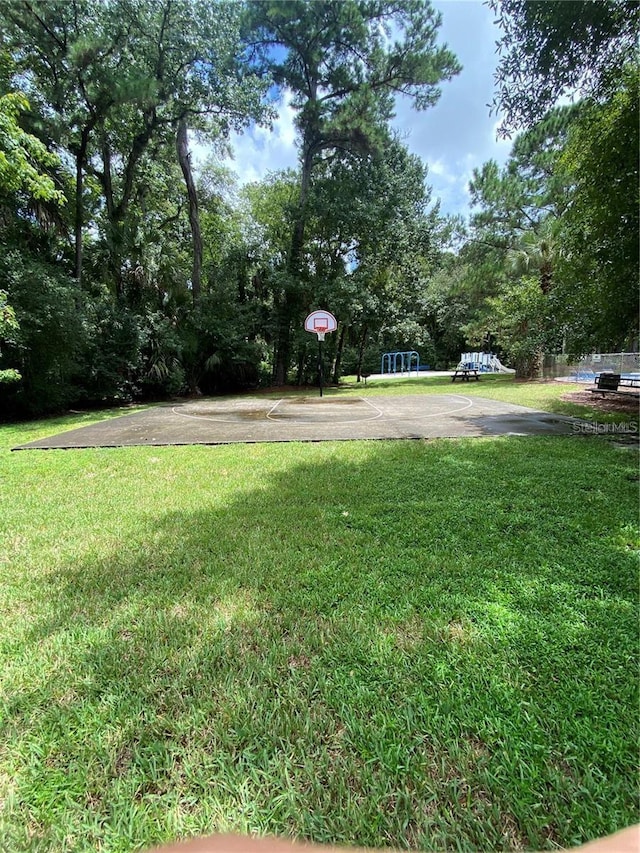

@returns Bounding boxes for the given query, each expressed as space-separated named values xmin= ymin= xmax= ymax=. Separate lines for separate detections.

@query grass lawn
xmin=0 ymin=387 xmax=638 ymax=852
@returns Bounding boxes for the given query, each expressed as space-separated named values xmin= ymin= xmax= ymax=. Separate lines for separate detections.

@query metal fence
xmin=542 ymin=352 xmax=640 ymax=381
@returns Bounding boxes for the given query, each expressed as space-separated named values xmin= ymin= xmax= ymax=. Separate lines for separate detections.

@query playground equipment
xmin=460 ymin=352 xmax=515 ymax=374
xmin=381 ymin=351 xmax=420 ymax=376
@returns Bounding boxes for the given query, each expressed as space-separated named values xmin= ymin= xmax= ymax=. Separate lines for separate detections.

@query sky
xmin=217 ymin=0 xmax=513 ymax=218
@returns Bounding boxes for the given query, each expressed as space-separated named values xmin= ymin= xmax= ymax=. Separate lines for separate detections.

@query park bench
xmin=589 ymin=373 xmax=640 ymax=399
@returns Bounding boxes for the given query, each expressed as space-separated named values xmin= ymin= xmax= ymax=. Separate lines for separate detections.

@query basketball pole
xmin=304 ymin=313 xmax=336 ymax=397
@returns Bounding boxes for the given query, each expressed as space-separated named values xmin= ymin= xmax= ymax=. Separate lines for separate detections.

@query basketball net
xmin=316 ymin=329 xmax=327 ymax=341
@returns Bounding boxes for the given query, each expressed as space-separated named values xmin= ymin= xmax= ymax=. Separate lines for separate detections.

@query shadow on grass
xmin=542 ymin=396 xmax=640 ymax=426
xmin=2 ymin=439 xmax=638 ymax=852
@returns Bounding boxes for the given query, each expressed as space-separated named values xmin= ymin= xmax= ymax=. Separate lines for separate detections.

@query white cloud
xmin=429 ymin=159 xmax=450 ymax=178
xmin=424 ymin=155 xmax=470 ymax=216
xmin=224 ymin=89 xmax=299 ymax=185
xmin=385 ymin=0 xmax=515 ymax=215
xmin=188 ymin=89 xmax=299 ymax=187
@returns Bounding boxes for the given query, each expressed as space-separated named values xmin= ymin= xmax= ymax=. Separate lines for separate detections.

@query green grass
xmin=0 ymin=395 xmax=638 ymax=852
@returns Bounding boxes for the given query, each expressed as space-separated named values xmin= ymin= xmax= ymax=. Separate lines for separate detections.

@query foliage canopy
xmin=490 ymin=0 xmax=639 ymax=134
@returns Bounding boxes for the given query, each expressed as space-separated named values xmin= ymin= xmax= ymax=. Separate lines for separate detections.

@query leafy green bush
xmin=137 ymin=311 xmax=185 ymax=398
xmin=177 ymin=290 xmax=264 ymax=394
xmin=76 ymin=297 xmax=142 ymax=404
xmin=0 ymin=250 xmax=85 ymax=416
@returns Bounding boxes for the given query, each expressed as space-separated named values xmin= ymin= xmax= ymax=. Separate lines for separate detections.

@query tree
xmin=0 ymin=91 xmax=65 ymax=206
xmin=88 ymin=140 xmax=194 ymax=311
xmin=468 ymin=105 xmax=575 ymax=244
xmin=0 ymin=290 xmax=21 ymax=385
xmin=0 ymin=248 xmax=89 ymax=415
xmin=419 ymin=253 xmax=473 ymax=369
xmin=462 ymin=74 xmax=638 ymax=369
xmin=247 ymin=0 xmax=460 ymax=383
xmin=4 ymin=0 xmax=138 ymax=284
xmin=5 ymin=0 xmax=269 ymax=294
xmin=0 ymin=89 xmax=68 ymax=391
xmin=507 ymin=226 xmax=557 ymax=295
xmin=490 ymin=0 xmax=639 ymax=135
xmin=313 ymin=139 xmax=441 ymax=381
xmin=459 ymin=111 xmax=577 ymax=377
xmin=555 ymin=69 xmax=639 ymax=353
xmin=463 ymin=275 xmax=554 ymax=379
xmin=176 ymin=120 xmax=202 ymax=299
xmin=88 ymin=0 xmax=268 ymax=299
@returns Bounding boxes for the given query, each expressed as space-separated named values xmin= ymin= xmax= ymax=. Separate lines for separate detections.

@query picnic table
xmin=452 ymin=365 xmax=480 ymax=382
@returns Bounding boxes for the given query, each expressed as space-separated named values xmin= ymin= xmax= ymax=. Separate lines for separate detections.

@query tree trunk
xmin=273 ymin=139 xmax=315 ymax=385
xmin=295 ymin=344 xmax=307 ymax=385
xmin=74 ymin=152 xmax=84 ymax=285
xmin=514 ymin=349 xmax=543 ymax=379
xmin=96 ymin=114 xmax=157 ymax=299
xmin=356 ymin=324 xmax=368 ymax=381
xmin=74 ymin=124 xmax=93 ymax=285
xmin=98 ymin=138 xmax=126 ymax=298
xmin=288 ymin=144 xmax=313 ymax=273
xmin=176 ymin=119 xmax=202 ymax=301
xmin=72 ymin=103 xmax=105 ymax=284
xmin=273 ymin=301 xmax=292 ymax=385
xmin=332 ymin=323 xmax=346 ymax=383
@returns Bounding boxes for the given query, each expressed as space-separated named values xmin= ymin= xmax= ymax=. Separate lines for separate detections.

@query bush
xmin=75 ymin=297 xmax=143 ymax=404
xmin=0 ymin=250 xmax=86 ymax=416
xmin=177 ymin=290 xmax=264 ymax=395
xmin=137 ymin=311 xmax=186 ymax=398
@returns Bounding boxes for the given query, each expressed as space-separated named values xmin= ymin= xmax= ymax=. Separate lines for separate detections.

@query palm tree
xmin=508 ymin=228 xmax=558 ymax=294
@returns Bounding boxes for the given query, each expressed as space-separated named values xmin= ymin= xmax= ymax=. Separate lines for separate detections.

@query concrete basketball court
xmin=14 ymin=393 xmax=581 ymax=450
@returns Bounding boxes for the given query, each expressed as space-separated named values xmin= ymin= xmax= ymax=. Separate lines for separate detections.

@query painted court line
xmin=266 ymin=396 xmax=384 ymax=425
xmin=266 ymin=398 xmax=284 ymax=419
xmin=358 ymin=397 xmax=385 ymax=419
xmin=171 ymin=395 xmax=473 ymax=426
xmin=266 ymin=396 xmax=384 ymax=424
xmin=380 ymin=394 xmax=474 ymax=420
xmin=171 ymin=399 xmax=284 ymax=424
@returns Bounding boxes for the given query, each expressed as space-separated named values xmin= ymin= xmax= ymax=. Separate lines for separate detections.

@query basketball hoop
xmin=304 ymin=310 xmax=337 ymax=337
xmin=304 ymin=310 xmax=338 ymax=398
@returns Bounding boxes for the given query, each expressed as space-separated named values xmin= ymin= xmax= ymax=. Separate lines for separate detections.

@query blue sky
xmin=219 ymin=0 xmax=513 ymax=217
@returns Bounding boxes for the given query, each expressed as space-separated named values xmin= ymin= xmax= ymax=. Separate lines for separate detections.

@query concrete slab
xmin=13 ymin=394 xmax=581 ymax=450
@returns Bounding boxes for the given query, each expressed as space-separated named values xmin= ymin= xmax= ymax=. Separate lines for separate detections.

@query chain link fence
xmin=543 ymin=352 xmax=640 ymax=381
